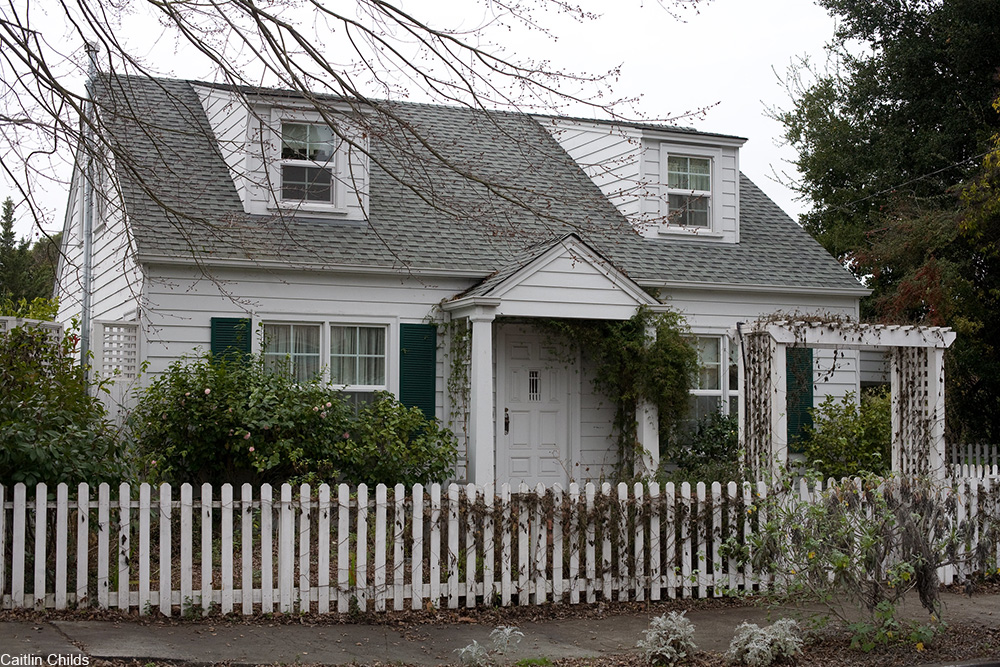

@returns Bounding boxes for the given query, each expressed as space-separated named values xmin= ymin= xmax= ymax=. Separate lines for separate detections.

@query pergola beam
xmin=740 ymin=320 xmax=956 ymax=481
xmin=760 ymin=321 xmax=955 ymax=350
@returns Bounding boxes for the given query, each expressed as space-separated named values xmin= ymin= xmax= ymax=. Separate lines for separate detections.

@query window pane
xmin=264 ymin=323 xmax=319 ymax=382
xmin=695 ymin=395 xmax=722 ymax=420
xmin=689 ymin=173 xmax=711 ymax=192
xmin=729 ymin=341 xmax=739 ymax=390
xmin=263 ymin=324 xmax=291 ymax=354
xmin=696 ymin=337 xmax=721 ymax=390
xmin=330 ymin=355 xmax=356 ymax=385
xmin=307 ymin=124 xmax=336 ymax=162
xmin=359 ymin=327 xmax=385 ymax=356
xmin=331 ymin=326 xmax=357 ymax=355
xmin=331 ymin=325 xmax=386 ymax=387
xmin=669 ymin=194 xmax=709 ymax=228
xmin=668 ymin=156 xmax=710 ymax=192
xmin=667 ymin=156 xmax=688 ymax=189
xmin=690 ymin=157 xmax=710 ymax=175
xmin=295 ymin=325 xmax=320 ymax=354
xmin=281 ymin=123 xmax=309 ymax=159
xmin=282 ymin=122 xmax=335 ymax=162
xmin=282 ymin=165 xmax=333 ymax=202
xmin=295 ymin=354 xmax=320 ymax=383
xmin=689 ymin=157 xmax=711 ymax=191
xmin=359 ymin=355 xmax=385 ymax=386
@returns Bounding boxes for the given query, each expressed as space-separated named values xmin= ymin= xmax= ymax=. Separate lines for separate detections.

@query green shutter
xmin=786 ymin=347 xmax=814 ymax=452
xmin=211 ymin=317 xmax=251 ymax=363
xmin=399 ymin=323 xmax=436 ymax=419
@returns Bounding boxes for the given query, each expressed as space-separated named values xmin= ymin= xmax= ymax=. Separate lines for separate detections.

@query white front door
xmin=497 ymin=329 xmax=572 ymax=487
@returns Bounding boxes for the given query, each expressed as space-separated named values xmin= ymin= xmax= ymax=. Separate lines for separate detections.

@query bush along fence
xmin=1 ymin=477 xmax=999 ymax=616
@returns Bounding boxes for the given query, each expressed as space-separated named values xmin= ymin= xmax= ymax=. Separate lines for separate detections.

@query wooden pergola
xmin=738 ymin=320 xmax=956 ymax=480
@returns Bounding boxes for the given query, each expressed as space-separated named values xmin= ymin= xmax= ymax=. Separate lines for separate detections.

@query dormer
xmin=193 ymin=84 xmax=369 ymax=220
xmin=540 ymin=118 xmax=746 ymax=244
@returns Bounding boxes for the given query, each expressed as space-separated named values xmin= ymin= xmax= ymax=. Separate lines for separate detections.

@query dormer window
xmin=280 ymin=122 xmax=339 ymax=204
xmin=666 ymin=155 xmax=711 ymax=228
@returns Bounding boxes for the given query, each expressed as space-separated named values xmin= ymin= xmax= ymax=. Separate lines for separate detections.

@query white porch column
xmin=928 ymin=347 xmax=947 ymax=478
xmin=635 ymin=399 xmax=659 ymax=477
xmin=444 ymin=297 xmax=501 ymax=486
xmin=768 ymin=337 xmax=788 ymax=478
xmin=468 ymin=312 xmax=496 ymax=485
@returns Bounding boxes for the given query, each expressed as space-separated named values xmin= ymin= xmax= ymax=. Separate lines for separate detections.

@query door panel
xmin=498 ymin=330 xmax=570 ymax=487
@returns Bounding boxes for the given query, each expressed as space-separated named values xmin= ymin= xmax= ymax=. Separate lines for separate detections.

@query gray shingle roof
xmin=100 ymin=76 xmax=865 ymax=294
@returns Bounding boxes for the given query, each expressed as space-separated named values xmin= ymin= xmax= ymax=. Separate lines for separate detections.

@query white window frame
xmin=328 ymin=323 xmax=389 ymax=395
xmin=257 ymin=317 xmax=396 ymax=396
xmin=270 ymin=108 xmax=348 ymax=215
xmin=689 ymin=334 xmax=739 ymax=421
xmin=261 ymin=322 xmax=323 ymax=383
xmin=659 ymin=144 xmax=723 ymax=236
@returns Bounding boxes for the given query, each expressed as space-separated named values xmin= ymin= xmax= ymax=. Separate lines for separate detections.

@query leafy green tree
xmin=777 ymin=1 xmax=1000 ymax=442
xmin=778 ymin=0 xmax=1000 ymax=261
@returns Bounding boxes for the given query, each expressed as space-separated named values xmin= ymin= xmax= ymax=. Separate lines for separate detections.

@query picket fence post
xmin=160 ymin=483 xmax=173 ymax=616
xmin=241 ymin=483 xmax=253 ymax=615
xmin=318 ymin=484 xmax=331 ymax=614
xmin=74 ymin=483 xmax=88 ymax=608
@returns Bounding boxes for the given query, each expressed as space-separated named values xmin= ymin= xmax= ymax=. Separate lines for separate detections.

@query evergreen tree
xmin=0 ymin=197 xmax=58 ymax=306
xmin=777 ymin=0 xmax=1000 ymax=443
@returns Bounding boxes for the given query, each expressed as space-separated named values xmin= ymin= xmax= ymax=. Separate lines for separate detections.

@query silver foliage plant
xmin=456 ymin=625 xmax=524 ymax=666
xmin=637 ymin=611 xmax=698 ymax=666
xmin=725 ymin=618 xmax=803 ymax=667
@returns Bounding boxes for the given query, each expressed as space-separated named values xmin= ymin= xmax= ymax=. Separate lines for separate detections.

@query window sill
xmin=273 ymin=201 xmax=351 ymax=216
xmin=657 ymin=226 xmax=725 ymax=239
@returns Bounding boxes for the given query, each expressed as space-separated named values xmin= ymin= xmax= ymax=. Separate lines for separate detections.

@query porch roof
xmin=445 ymin=234 xmax=657 ymax=320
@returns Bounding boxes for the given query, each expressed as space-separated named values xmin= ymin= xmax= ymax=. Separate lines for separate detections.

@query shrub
xmin=747 ymin=475 xmax=955 ymax=651
xmin=456 ymin=626 xmax=524 ymax=666
xmin=637 ymin=611 xmax=698 ymax=666
xmin=725 ymin=619 xmax=802 ymax=666
xmin=0 ymin=323 xmax=128 ymax=486
xmin=337 ymin=391 xmax=458 ymax=487
xmin=130 ymin=353 xmax=353 ymax=485
xmin=801 ymin=387 xmax=890 ymax=479
xmin=131 ymin=354 xmax=458 ymax=486
xmin=660 ymin=411 xmax=744 ymax=484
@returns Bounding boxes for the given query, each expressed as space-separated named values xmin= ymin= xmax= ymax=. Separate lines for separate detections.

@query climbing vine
xmin=442 ymin=318 xmax=471 ymax=442
xmin=541 ymin=306 xmax=697 ymax=480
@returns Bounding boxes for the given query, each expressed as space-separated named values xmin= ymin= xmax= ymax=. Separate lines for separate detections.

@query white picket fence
xmin=948 ymin=442 xmax=1000 ymax=470
xmin=0 ymin=478 xmax=997 ymax=615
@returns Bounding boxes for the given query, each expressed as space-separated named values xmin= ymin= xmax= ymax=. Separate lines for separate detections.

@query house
xmin=55 ymin=76 xmax=868 ymax=486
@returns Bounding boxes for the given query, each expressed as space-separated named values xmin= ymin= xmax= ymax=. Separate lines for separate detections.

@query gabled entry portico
xmin=443 ymin=235 xmax=659 ymax=486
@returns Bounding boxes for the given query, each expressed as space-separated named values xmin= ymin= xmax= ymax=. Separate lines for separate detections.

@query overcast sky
xmin=7 ymin=0 xmax=839 ymax=238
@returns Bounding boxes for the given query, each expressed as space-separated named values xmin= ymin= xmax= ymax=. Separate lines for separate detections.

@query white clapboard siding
xmin=2 ymin=476 xmax=998 ymax=614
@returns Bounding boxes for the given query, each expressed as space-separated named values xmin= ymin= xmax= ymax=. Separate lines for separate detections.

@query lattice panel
xmin=742 ymin=332 xmax=773 ymax=477
xmin=894 ymin=347 xmax=932 ymax=476
xmin=100 ymin=322 xmax=139 ymax=379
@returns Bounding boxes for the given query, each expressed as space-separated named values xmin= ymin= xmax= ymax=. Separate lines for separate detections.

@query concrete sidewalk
xmin=1 ymin=591 xmax=999 ymax=665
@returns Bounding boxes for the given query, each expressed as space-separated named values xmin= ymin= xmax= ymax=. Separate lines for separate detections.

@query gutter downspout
xmin=79 ymin=43 xmax=99 ymax=377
